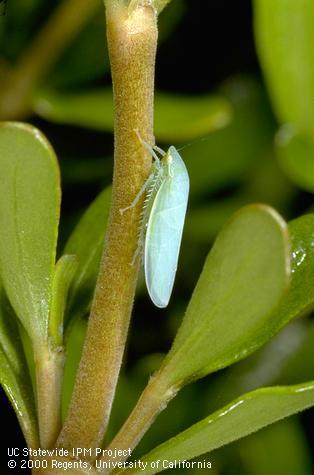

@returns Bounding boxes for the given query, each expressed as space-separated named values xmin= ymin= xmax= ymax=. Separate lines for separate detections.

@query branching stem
xmin=98 ymin=373 xmax=177 ymax=473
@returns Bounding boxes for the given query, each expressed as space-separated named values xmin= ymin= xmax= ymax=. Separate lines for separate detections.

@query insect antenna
xmin=176 ymin=134 xmax=213 ymax=153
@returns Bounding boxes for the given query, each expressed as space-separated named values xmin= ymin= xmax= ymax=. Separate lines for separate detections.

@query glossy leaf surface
xmin=123 ymin=382 xmax=314 ymax=475
xmin=273 ymin=214 xmax=314 ymax=327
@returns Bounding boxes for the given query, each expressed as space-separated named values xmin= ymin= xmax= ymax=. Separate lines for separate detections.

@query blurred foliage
xmin=0 ymin=0 xmax=313 ymax=474
xmin=33 ymin=89 xmax=231 ymax=140
xmin=276 ymin=125 xmax=314 ymax=193
xmin=254 ymin=0 xmax=314 ymax=192
xmin=227 ymin=418 xmax=312 ymax=475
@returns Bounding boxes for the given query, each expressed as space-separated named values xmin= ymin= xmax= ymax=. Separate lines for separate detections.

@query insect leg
xmin=133 ymin=129 xmax=163 ymax=164
xmin=152 ymin=145 xmax=166 ymax=156
xmin=120 ymin=173 xmax=154 ymax=215
xmin=131 ymin=238 xmax=144 ymax=266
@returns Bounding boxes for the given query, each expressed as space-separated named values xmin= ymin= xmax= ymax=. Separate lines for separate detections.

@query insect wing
xmin=144 ymin=148 xmax=189 ymax=308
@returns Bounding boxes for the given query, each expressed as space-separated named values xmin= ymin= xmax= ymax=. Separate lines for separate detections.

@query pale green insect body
xmin=121 ymin=138 xmax=189 ymax=308
xmin=130 ymin=157 xmax=165 ymax=265
xmin=143 ymin=145 xmax=190 ymax=308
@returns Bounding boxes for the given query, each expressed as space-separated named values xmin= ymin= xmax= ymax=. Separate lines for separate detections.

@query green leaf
xmin=158 ymin=212 xmax=314 ymax=463
xmin=64 ymin=188 xmax=111 ymax=321
xmin=0 ymin=287 xmax=25 ymax=375
xmin=213 ymin=211 xmax=314 ymax=399
xmin=0 ymin=348 xmax=39 ymax=448
xmin=33 ymin=89 xmax=231 ymax=141
xmin=49 ymin=255 xmax=78 ymax=346
xmin=154 ymin=93 xmax=231 ymax=142
xmin=0 ymin=122 xmax=61 ymax=343
xmin=274 ymin=214 xmax=314 ymax=327
xmin=202 ymin=208 xmax=314 ymax=406
xmin=33 ymin=89 xmax=113 ymax=131
xmin=158 ymin=205 xmax=290 ymax=388
xmin=123 ymin=381 xmax=314 ymax=475
xmin=185 ymin=212 xmax=314 ymax=390
xmin=276 ymin=125 xmax=314 ymax=192
xmin=0 ymin=284 xmax=39 ymax=448
xmin=254 ymin=0 xmax=314 ymax=135
xmin=18 ymin=322 xmax=36 ymax=394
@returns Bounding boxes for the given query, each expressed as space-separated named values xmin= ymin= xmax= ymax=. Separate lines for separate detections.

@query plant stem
xmin=0 ymin=0 xmax=99 ymax=120
xmin=97 ymin=374 xmax=176 ymax=472
xmin=35 ymin=346 xmax=64 ymax=449
xmin=57 ymin=1 xmax=158 ymax=454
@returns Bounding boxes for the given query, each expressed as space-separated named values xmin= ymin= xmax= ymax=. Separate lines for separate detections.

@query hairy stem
xmin=35 ymin=346 xmax=64 ymax=449
xmin=0 ymin=0 xmax=99 ymax=120
xmin=57 ymin=1 xmax=158 ymax=454
xmin=97 ymin=374 xmax=176 ymax=472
